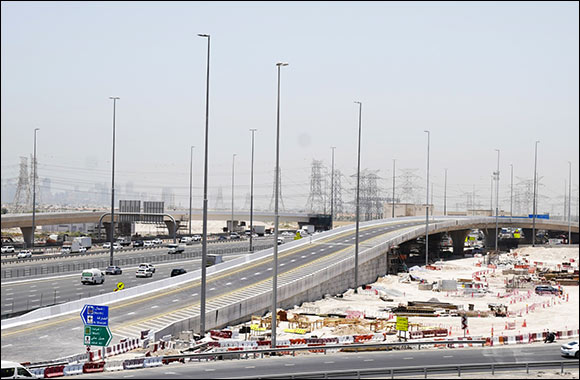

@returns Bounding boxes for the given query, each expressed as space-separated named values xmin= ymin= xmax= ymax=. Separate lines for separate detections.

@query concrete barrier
xmin=143 ymin=357 xmax=163 ymax=368
xmin=104 ymin=360 xmax=124 ymax=372
xmin=62 ymin=364 xmax=83 ymax=376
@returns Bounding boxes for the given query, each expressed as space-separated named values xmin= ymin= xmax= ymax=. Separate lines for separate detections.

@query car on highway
xmin=143 ymin=240 xmax=154 ymax=247
xmin=81 ymin=268 xmax=105 ymax=285
xmin=229 ymin=233 xmax=241 ymax=240
xmin=136 ymin=268 xmax=153 ymax=278
xmin=132 ymin=240 xmax=144 ymax=248
xmin=277 ymin=237 xmax=284 ymax=245
xmin=192 ymin=235 xmax=202 ymax=242
xmin=217 ymin=235 xmax=228 ymax=241
xmin=1 ymin=245 xmax=15 ymax=253
xmin=138 ymin=263 xmax=155 ymax=273
xmin=561 ymin=340 xmax=579 ymax=359
xmin=105 ymin=266 xmax=122 ymax=275
xmin=167 ymin=243 xmax=186 ymax=254
xmin=102 ymin=242 xmax=111 ymax=249
xmin=112 ymin=242 xmax=122 ymax=250
xmin=17 ymin=250 xmax=32 ymax=259
xmin=152 ymin=238 xmax=163 ymax=245
xmin=170 ymin=268 xmax=187 ymax=277
xmin=60 ymin=247 xmax=71 ymax=254
xmin=78 ymin=246 xmax=87 ymax=253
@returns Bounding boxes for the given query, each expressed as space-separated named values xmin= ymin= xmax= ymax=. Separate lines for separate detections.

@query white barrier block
xmin=143 ymin=357 xmax=163 ymax=368
xmin=63 ymin=364 xmax=83 ymax=376
xmin=104 ymin=360 xmax=124 ymax=372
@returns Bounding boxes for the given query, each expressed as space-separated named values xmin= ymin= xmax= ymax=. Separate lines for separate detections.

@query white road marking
xmin=164 ymin=372 xmax=177 ymax=375
xmin=30 ymin=299 xmax=39 ymax=302
xmin=151 ymin=305 xmax=159 ymax=309
xmin=30 ymin=285 xmax=36 ymax=288
xmin=205 ymin=369 xmax=216 ymax=372
xmin=127 ymin=312 xmax=136 ymax=315
xmin=71 ymin=327 xmax=81 ymax=330
xmin=324 ymin=361 xmax=334 ymax=364
xmin=240 ymin=278 xmax=247 ymax=281
xmin=284 ymin=363 xmax=295 ymax=366
xmin=39 ymin=335 xmax=48 ymax=339
xmin=291 ymin=259 xmax=296 ymax=262
xmin=267 ymin=268 xmax=272 ymax=271
xmin=255 ymin=272 xmax=261 ymax=276
xmin=280 ymin=263 xmax=285 ymax=267
xmin=403 ymin=357 xmax=414 ymax=360
xmin=192 ymin=293 xmax=198 ymax=296
xmin=245 ymin=366 xmax=255 ymax=369
xmin=209 ymin=287 xmax=216 ymax=291
xmin=363 ymin=359 xmax=374 ymax=362
xmin=2 ymin=344 xmax=13 ymax=348
xmin=225 ymin=282 xmax=232 ymax=286
xmin=301 ymin=255 xmax=306 ymax=258
xmin=172 ymin=299 xmax=180 ymax=302
xmin=443 ymin=355 xmax=453 ymax=358
xmin=5 ymin=298 xmax=13 ymax=301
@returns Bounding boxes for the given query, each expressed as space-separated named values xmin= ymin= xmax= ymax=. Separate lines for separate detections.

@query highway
xmin=1 ymin=218 xmax=425 ymax=363
xmin=74 ymin=344 xmax=576 ymax=379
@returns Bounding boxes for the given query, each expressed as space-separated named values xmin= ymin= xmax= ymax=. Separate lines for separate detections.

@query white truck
xmin=167 ymin=243 xmax=186 ymax=254
xmin=71 ymin=237 xmax=92 ymax=253
xmin=302 ymin=225 xmax=315 ymax=234
xmin=252 ymin=225 xmax=266 ymax=236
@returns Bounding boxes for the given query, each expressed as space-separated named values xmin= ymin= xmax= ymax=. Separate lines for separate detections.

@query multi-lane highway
xmin=75 ymin=344 xmax=576 ymax=379
xmin=1 ymin=218 xmax=426 ymax=363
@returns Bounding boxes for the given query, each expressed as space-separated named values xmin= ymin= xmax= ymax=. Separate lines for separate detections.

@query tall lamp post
xmin=330 ymin=146 xmax=336 ymax=229
xmin=354 ymin=101 xmax=362 ymax=292
xmin=272 ymin=61 xmax=288 ymax=349
xmin=231 ymin=154 xmax=237 ymax=233
xmin=424 ymin=130 xmax=430 ymax=266
xmin=392 ymin=159 xmax=396 ymax=218
xmin=31 ymin=128 xmax=39 ymax=250
xmin=189 ymin=146 xmax=195 ymax=236
xmin=568 ymin=161 xmax=572 ymax=245
xmin=108 ymin=96 xmax=119 ymax=266
xmin=510 ymin=164 xmax=513 ymax=216
xmin=494 ymin=149 xmax=500 ymax=252
xmin=249 ymin=129 xmax=257 ymax=252
xmin=198 ymin=33 xmax=210 ymax=336
xmin=443 ymin=168 xmax=447 ymax=216
xmin=532 ymin=140 xmax=539 ymax=247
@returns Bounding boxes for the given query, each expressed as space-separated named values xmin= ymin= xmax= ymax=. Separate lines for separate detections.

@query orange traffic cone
xmin=522 ymin=319 xmax=527 ymax=328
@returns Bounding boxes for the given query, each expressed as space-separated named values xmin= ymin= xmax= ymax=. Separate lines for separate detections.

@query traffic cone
xmin=522 ymin=319 xmax=527 ymax=328
xmin=466 ymin=328 xmax=470 ymax=335
xmin=505 ymin=322 xmax=508 ymax=330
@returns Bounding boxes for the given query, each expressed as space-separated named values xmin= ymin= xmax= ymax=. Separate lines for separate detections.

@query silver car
xmin=561 ymin=340 xmax=579 ymax=359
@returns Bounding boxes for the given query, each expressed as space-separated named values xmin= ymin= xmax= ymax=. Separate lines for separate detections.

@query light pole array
xmin=108 ymin=96 xmax=119 ymax=266
xmin=198 ymin=33 xmax=210 ymax=337
xmin=31 ymin=128 xmax=39 ymax=250
xmin=231 ymin=153 xmax=237 ymax=233
xmin=189 ymin=146 xmax=194 ymax=236
xmin=354 ymin=101 xmax=362 ymax=292
xmin=532 ymin=140 xmax=539 ymax=247
xmin=424 ymin=130 xmax=430 ymax=266
xmin=494 ymin=149 xmax=500 ymax=252
xmin=271 ymin=61 xmax=288 ymax=349
xmin=249 ymin=129 xmax=257 ymax=252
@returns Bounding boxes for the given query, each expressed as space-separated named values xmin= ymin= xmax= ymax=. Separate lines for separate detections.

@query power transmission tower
xmin=269 ymin=166 xmax=285 ymax=212
xmin=305 ymin=160 xmax=325 ymax=213
xmin=214 ymin=186 xmax=224 ymax=210
xmin=29 ymin=153 xmax=41 ymax=206
xmin=243 ymin=192 xmax=251 ymax=211
xmin=398 ymin=168 xmax=420 ymax=204
xmin=13 ymin=156 xmax=31 ymax=212
xmin=332 ymin=169 xmax=344 ymax=216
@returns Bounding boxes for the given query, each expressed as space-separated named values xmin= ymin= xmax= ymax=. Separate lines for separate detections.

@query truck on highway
xmin=252 ymin=225 xmax=266 ymax=236
xmin=167 ymin=243 xmax=186 ymax=254
xmin=301 ymin=225 xmax=315 ymax=235
xmin=74 ymin=237 xmax=92 ymax=250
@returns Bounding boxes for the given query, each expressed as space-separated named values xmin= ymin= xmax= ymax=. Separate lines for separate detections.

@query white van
xmin=81 ymin=268 xmax=105 ymax=285
xmin=167 ymin=244 xmax=185 ymax=254
xmin=1 ymin=361 xmax=36 ymax=379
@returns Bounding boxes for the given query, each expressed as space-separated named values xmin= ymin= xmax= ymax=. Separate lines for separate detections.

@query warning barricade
xmin=44 ymin=365 xmax=65 ymax=378
xmin=82 ymin=361 xmax=105 ymax=374
xmin=104 ymin=360 xmax=124 ymax=372
xmin=122 ymin=358 xmax=145 ymax=370
xmin=143 ymin=357 xmax=163 ymax=368
xmin=63 ymin=364 xmax=83 ymax=376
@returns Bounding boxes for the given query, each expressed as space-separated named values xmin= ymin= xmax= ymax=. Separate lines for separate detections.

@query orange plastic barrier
xmin=82 ymin=361 xmax=105 ymax=374
xmin=44 ymin=365 xmax=65 ymax=378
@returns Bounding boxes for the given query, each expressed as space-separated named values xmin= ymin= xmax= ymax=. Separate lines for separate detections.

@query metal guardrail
xmin=227 ymin=360 xmax=579 ymax=379
xmin=162 ymin=340 xmax=487 ymax=361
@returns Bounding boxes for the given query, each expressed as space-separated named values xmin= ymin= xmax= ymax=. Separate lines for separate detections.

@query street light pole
xmin=494 ymin=149 xmax=500 ymax=252
xmin=249 ymin=129 xmax=257 ymax=252
xmin=330 ymin=146 xmax=336 ymax=229
xmin=354 ymin=101 xmax=362 ymax=292
xmin=568 ymin=161 xmax=572 ymax=245
xmin=532 ymin=140 xmax=539 ymax=247
xmin=189 ymin=146 xmax=194 ymax=236
xmin=510 ymin=164 xmax=513 ymax=216
xmin=392 ymin=159 xmax=396 ymax=218
xmin=272 ymin=62 xmax=288 ymax=349
xmin=31 ymin=128 xmax=39 ymax=250
xmin=444 ymin=168 xmax=447 ymax=216
xmin=231 ymin=154 xmax=237 ymax=233
xmin=198 ymin=33 xmax=210 ymax=336
xmin=108 ymin=96 xmax=119 ymax=267
xmin=424 ymin=130 xmax=430 ymax=266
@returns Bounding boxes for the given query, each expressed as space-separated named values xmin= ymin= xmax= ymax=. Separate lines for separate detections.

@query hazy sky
xmin=1 ymin=1 xmax=578 ymax=213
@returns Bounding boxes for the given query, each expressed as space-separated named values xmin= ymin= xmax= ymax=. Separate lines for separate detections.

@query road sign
xmin=461 ymin=315 xmax=468 ymax=330
xmin=80 ymin=304 xmax=109 ymax=326
xmin=83 ymin=325 xmax=112 ymax=347
xmin=396 ymin=316 xmax=408 ymax=331
xmin=114 ymin=282 xmax=125 ymax=292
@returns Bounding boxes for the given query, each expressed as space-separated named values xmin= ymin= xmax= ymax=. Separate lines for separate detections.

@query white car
xmin=152 ymin=238 xmax=163 ymax=245
xmin=138 ymin=263 xmax=155 ymax=273
xmin=143 ymin=241 xmax=154 ymax=247
xmin=1 ymin=245 xmax=15 ymax=253
xmin=17 ymin=250 xmax=32 ymax=259
xmin=136 ymin=268 xmax=153 ymax=278
xmin=78 ymin=246 xmax=87 ymax=253
xmin=112 ymin=242 xmax=122 ymax=250
xmin=561 ymin=340 xmax=579 ymax=359
xmin=61 ymin=247 xmax=71 ymax=254
xmin=102 ymin=242 xmax=111 ymax=249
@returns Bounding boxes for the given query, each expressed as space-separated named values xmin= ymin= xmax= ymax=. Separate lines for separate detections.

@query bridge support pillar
xmin=571 ymin=232 xmax=579 ymax=244
xmin=20 ymin=226 xmax=34 ymax=248
xmin=449 ymin=230 xmax=469 ymax=256
xmin=165 ymin=220 xmax=179 ymax=242
xmin=521 ymin=228 xmax=534 ymax=244
xmin=483 ymin=228 xmax=497 ymax=249
xmin=102 ymin=222 xmax=113 ymax=242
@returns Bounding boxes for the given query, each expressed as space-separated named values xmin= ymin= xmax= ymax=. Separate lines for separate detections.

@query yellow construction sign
xmin=283 ymin=328 xmax=307 ymax=334
xmin=250 ymin=324 xmax=266 ymax=331
xmin=396 ymin=316 xmax=408 ymax=331
xmin=294 ymin=232 xmax=302 ymax=240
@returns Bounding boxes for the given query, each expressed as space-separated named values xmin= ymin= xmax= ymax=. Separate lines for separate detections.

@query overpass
xmin=0 ymin=210 xmax=331 ymax=247
xmin=1 ymin=216 xmax=577 ymax=363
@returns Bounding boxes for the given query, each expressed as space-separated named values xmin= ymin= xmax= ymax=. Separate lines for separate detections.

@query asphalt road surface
xmin=75 ymin=344 xmax=577 ymax=379
xmin=1 ymin=219 xmax=424 ymax=363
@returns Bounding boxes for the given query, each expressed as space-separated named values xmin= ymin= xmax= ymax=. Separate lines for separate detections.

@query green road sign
xmin=83 ymin=325 xmax=112 ymax=347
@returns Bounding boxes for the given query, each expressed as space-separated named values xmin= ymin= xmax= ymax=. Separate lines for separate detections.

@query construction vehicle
xmin=488 ymin=303 xmax=507 ymax=317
